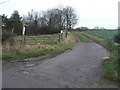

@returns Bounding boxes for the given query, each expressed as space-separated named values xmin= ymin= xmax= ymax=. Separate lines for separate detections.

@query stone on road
xmin=2 ymin=41 xmax=117 ymax=88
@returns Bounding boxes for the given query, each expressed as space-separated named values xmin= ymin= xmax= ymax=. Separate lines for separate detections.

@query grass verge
xmin=75 ymin=32 xmax=90 ymax=42
xmin=2 ymin=32 xmax=77 ymax=61
xmin=103 ymin=51 xmax=119 ymax=81
xmin=81 ymin=32 xmax=119 ymax=83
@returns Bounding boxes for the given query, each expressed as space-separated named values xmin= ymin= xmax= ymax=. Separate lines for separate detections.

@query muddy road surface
xmin=2 ymin=41 xmax=118 ymax=88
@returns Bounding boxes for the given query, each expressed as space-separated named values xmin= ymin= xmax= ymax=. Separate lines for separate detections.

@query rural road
xmin=2 ymin=40 xmax=118 ymax=88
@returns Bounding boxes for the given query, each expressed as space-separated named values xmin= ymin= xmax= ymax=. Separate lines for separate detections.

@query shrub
xmin=114 ymin=32 xmax=120 ymax=44
xmin=103 ymin=51 xmax=119 ymax=81
xmin=2 ymin=30 xmax=15 ymax=45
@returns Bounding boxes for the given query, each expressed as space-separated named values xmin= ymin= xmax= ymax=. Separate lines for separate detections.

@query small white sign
xmin=23 ymin=26 xmax=25 ymax=35
xmin=61 ymin=30 xmax=63 ymax=33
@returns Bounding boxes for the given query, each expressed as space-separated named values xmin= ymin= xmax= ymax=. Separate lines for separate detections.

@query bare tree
xmin=100 ymin=27 xmax=105 ymax=30
xmin=22 ymin=5 xmax=78 ymax=35
xmin=63 ymin=6 xmax=78 ymax=31
xmin=94 ymin=26 xmax=99 ymax=30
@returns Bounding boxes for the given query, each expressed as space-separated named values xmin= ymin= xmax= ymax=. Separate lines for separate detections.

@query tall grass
xmin=81 ymin=32 xmax=119 ymax=82
xmin=75 ymin=32 xmax=90 ymax=42
xmin=2 ymin=33 xmax=77 ymax=60
xmin=103 ymin=51 xmax=119 ymax=81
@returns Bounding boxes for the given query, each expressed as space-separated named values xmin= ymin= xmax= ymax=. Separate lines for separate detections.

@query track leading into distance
xmin=2 ymin=36 xmax=117 ymax=88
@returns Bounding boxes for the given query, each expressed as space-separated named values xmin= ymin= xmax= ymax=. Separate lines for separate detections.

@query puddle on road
xmin=26 ymin=64 xmax=35 ymax=67
xmin=22 ymin=71 xmax=29 ymax=75
xmin=17 ymin=63 xmax=38 ymax=75
xmin=102 ymin=57 xmax=110 ymax=60
xmin=19 ymin=63 xmax=37 ymax=69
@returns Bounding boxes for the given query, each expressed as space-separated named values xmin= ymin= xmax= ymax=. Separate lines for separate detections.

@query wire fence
xmin=14 ymin=29 xmax=68 ymax=46
xmin=14 ymin=34 xmax=61 ymax=45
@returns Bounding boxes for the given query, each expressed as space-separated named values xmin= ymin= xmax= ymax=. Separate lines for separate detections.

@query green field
xmin=75 ymin=32 xmax=90 ymax=42
xmin=81 ymin=30 xmax=119 ymax=82
xmin=84 ymin=30 xmax=118 ymax=41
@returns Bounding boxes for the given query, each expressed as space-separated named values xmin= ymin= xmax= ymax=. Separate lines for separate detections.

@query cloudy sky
xmin=0 ymin=0 xmax=119 ymax=29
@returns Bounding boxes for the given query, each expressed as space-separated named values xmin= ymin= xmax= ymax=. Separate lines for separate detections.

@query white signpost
xmin=60 ymin=30 xmax=68 ymax=41
xmin=22 ymin=19 xmax=28 ymax=45
xmin=22 ymin=24 xmax=26 ymax=45
xmin=61 ymin=30 xmax=63 ymax=34
xmin=22 ymin=26 xmax=25 ymax=35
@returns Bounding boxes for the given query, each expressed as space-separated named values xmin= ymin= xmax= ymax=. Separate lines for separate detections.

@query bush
xmin=2 ymin=30 xmax=15 ymax=45
xmin=114 ymin=33 xmax=120 ymax=43
xmin=103 ymin=51 xmax=119 ymax=81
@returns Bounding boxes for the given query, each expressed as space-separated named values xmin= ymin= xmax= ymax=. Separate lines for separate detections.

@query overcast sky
xmin=0 ymin=0 xmax=119 ymax=29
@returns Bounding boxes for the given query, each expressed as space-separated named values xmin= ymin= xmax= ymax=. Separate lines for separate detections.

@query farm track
xmin=2 ymin=37 xmax=118 ymax=88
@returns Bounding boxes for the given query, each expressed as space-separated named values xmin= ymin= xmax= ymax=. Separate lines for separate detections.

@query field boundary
xmin=80 ymin=32 xmax=119 ymax=83
xmin=79 ymin=32 xmax=103 ymax=45
xmin=80 ymin=33 xmax=102 ymax=44
xmin=2 ymin=32 xmax=77 ymax=63
xmin=7 ymin=48 xmax=72 ymax=64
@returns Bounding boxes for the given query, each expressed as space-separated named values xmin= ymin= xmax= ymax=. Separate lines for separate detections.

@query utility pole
xmin=66 ymin=29 xmax=68 ymax=38
xmin=0 ymin=16 xmax=2 ymax=44
xmin=0 ymin=15 xmax=2 ymax=90
xmin=118 ymin=2 xmax=120 ymax=88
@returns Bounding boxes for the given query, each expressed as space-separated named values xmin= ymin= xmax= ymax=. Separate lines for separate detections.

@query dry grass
xmin=2 ymin=32 xmax=77 ymax=60
xmin=81 ymin=32 xmax=104 ymax=42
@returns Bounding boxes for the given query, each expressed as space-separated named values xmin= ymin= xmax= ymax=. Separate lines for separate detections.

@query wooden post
xmin=11 ymin=28 xmax=14 ymax=34
xmin=22 ymin=25 xmax=26 ymax=45
xmin=0 ymin=16 xmax=2 ymax=44
xmin=59 ymin=33 xmax=61 ymax=42
xmin=65 ymin=29 xmax=68 ymax=38
xmin=60 ymin=30 xmax=63 ymax=41
xmin=43 ymin=33 xmax=45 ymax=44
xmin=119 ymin=2 xmax=120 ymax=35
xmin=0 ymin=15 xmax=2 ymax=90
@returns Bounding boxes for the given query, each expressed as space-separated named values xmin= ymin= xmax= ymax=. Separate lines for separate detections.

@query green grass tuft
xmin=103 ymin=51 xmax=119 ymax=81
xmin=2 ymin=33 xmax=77 ymax=61
xmin=76 ymin=32 xmax=90 ymax=42
xmin=81 ymin=31 xmax=119 ymax=83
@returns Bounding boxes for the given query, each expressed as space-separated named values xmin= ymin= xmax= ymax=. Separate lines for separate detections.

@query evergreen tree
xmin=10 ymin=10 xmax=23 ymax=35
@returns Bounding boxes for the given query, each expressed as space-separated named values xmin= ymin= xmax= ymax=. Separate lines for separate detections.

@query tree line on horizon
xmin=2 ymin=5 xmax=78 ymax=36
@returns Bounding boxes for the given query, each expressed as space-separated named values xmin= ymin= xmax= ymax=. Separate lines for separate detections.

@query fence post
xmin=59 ymin=33 xmax=61 ymax=42
xmin=0 ymin=16 xmax=1 ymax=45
xmin=0 ymin=15 xmax=2 ymax=90
xmin=61 ymin=30 xmax=64 ymax=41
xmin=43 ymin=33 xmax=45 ymax=44
xmin=65 ymin=29 xmax=68 ymax=38
xmin=22 ymin=25 xmax=26 ymax=45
